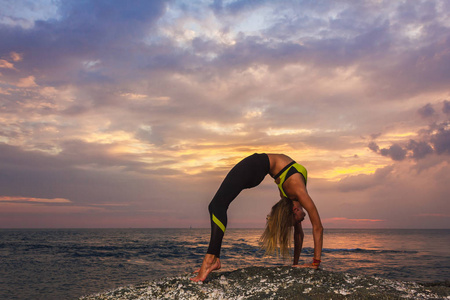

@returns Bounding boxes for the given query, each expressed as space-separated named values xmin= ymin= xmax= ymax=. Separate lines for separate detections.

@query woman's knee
xmin=208 ymin=198 xmax=228 ymax=218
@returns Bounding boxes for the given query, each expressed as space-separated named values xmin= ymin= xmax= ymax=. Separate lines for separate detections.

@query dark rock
xmin=80 ymin=266 xmax=450 ymax=299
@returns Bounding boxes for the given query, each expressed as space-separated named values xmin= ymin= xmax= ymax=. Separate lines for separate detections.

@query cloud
xmin=443 ymin=100 xmax=450 ymax=115
xmin=370 ymin=130 xmax=449 ymax=162
xmin=369 ymin=99 xmax=450 ymax=162
xmin=417 ymin=103 xmax=435 ymax=118
xmin=0 ymin=87 xmax=10 ymax=95
xmin=0 ymin=196 xmax=71 ymax=203
xmin=10 ymin=51 xmax=22 ymax=62
xmin=0 ymin=59 xmax=15 ymax=69
xmin=317 ymin=157 xmax=450 ymax=228
xmin=0 ymin=1 xmax=449 ymax=228
xmin=367 ymin=141 xmax=379 ymax=152
xmin=380 ymin=143 xmax=407 ymax=161
xmin=338 ymin=165 xmax=394 ymax=192
xmin=0 ymin=0 xmax=169 ymax=86
xmin=16 ymin=75 xmax=37 ymax=87
xmin=430 ymin=122 xmax=450 ymax=155
xmin=407 ymin=140 xmax=434 ymax=159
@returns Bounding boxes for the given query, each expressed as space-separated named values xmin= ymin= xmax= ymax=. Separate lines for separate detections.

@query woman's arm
xmin=298 ymin=190 xmax=323 ymax=266
xmin=285 ymin=174 xmax=323 ymax=267
xmin=292 ymin=194 xmax=323 ymax=269
xmin=293 ymin=221 xmax=304 ymax=265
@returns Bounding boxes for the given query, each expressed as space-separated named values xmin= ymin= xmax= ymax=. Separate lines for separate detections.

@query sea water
xmin=0 ymin=228 xmax=448 ymax=300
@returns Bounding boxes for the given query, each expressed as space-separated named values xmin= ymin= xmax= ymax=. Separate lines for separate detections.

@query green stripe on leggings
xmin=212 ymin=214 xmax=226 ymax=233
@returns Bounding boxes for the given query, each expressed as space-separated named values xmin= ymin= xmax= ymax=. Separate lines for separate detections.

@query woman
xmin=191 ymin=153 xmax=323 ymax=282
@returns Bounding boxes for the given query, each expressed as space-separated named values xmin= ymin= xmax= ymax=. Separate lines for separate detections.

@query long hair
xmin=260 ymin=197 xmax=294 ymax=258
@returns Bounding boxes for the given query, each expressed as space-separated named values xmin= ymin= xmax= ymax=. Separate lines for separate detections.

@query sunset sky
xmin=1 ymin=0 xmax=449 ymax=229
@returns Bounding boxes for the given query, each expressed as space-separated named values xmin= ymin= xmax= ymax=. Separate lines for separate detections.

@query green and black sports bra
xmin=273 ymin=161 xmax=307 ymax=197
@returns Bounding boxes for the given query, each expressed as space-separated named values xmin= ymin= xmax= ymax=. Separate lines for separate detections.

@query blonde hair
xmin=260 ymin=197 xmax=294 ymax=258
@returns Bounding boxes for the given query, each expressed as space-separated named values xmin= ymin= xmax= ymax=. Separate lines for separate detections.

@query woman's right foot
xmin=190 ymin=254 xmax=221 ymax=282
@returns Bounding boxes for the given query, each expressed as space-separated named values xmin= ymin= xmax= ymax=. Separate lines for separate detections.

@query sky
xmin=0 ymin=0 xmax=449 ymax=229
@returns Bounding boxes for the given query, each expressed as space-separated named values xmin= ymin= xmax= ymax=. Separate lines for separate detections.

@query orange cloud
xmin=0 ymin=202 xmax=106 ymax=214
xmin=0 ymin=87 xmax=10 ymax=95
xmin=0 ymin=196 xmax=71 ymax=203
xmin=16 ymin=75 xmax=37 ymax=87
xmin=10 ymin=52 xmax=22 ymax=62
xmin=0 ymin=52 xmax=22 ymax=71
xmin=0 ymin=59 xmax=15 ymax=69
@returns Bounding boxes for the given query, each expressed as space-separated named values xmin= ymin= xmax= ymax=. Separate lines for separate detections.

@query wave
xmin=322 ymin=248 xmax=418 ymax=254
xmin=228 ymin=244 xmax=418 ymax=255
xmin=299 ymin=247 xmax=418 ymax=255
xmin=2 ymin=238 xmax=418 ymax=261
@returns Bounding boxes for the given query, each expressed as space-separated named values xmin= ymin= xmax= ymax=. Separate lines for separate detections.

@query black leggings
xmin=206 ymin=153 xmax=270 ymax=257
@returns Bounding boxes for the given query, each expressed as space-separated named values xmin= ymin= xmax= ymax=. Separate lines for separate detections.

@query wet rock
xmin=80 ymin=266 xmax=450 ymax=299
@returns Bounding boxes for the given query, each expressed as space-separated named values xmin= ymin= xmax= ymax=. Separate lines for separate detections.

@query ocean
xmin=0 ymin=228 xmax=449 ymax=300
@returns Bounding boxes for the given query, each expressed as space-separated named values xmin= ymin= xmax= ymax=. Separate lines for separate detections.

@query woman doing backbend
xmin=191 ymin=153 xmax=323 ymax=282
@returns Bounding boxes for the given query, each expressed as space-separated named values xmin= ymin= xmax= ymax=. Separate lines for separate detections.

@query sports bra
xmin=273 ymin=161 xmax=307 ymax=197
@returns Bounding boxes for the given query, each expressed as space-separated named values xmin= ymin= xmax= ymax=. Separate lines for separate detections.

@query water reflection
xmin=1 ymin=228 xmax=448 ymax=300
xmin=187 ymin=228 xmax=450 ymax=283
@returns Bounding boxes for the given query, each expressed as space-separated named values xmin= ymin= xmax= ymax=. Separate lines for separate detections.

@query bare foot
xmin=190 ymin=254 xmax=221 ymax=282
xmin=292 ymin=263 xmax=319 ymax=269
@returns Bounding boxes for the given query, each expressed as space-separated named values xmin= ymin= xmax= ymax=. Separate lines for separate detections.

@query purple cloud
xmin=431 ymin=123 xmax=450 ymax=155
xmin=1 ymin=0 xmax=450 ymax=228
xmin=407 ymin=140 xmax=434 ymax=160
xmin=417 ymin=103 xmax=435 ymax=118
xmin=380 ymin=144 xmax=407 ymax=161
xmin=443 ymin=100 xmax=450 ymax=115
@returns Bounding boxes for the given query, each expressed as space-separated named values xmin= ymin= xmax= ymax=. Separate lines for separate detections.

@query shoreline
xmin=80 ymin=266 xmax=450 ymax=299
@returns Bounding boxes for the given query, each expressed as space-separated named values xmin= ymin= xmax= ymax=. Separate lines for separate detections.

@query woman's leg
xmin=191 ymin=154 xmax=269 ymax=281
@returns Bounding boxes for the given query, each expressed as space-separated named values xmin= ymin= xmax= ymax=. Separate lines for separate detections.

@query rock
xmin=80 ymin=266 xmax=450 ymax=299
